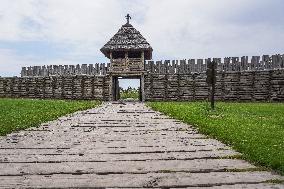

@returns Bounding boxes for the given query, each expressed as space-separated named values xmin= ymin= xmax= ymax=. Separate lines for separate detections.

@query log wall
xmin=3 ymin=53 xmax=284 ymax=102
xmin=21 ymin=54 xmax=284 ymax=77
xmin=1 ymin=70 xmax=283 ymax=101
xmin=144 ymin=70 xmax=284 ymax=101
xmin=0 ymin=76 xmax=110 ymax=100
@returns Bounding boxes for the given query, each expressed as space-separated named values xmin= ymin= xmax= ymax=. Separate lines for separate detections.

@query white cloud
xmin=0 ymin=0 xmax=123 ymax=42
xmin=0 ymin=48 xmax=94 ymax=76
xmin=0 ymin=49 xmax=33 ymax=76
xmin=141 ymin=0 xmax=284 ymax=58
xmin=0 ymin=0 xmax=284 ymax=76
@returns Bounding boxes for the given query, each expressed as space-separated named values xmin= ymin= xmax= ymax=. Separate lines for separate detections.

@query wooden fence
xmin=21 ymin=54 xmax=284 ymax=77
xmin=0 ymin=76 xmax=110 ymax=100
xmin=145 ymin=55 xmax=284 ymax=74
xmin=144 ymin=70 xmax=284 ymax=101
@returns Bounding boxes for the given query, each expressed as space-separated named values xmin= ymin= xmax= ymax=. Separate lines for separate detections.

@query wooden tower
xmin=100 ymin=14 xmax=153 ymax=101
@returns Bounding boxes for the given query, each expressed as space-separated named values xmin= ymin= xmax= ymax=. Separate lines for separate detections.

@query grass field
xmin=148 ymin=102 xmax=284 ymax=175
xmin=0 ymin=98 xmax=100 ymax=136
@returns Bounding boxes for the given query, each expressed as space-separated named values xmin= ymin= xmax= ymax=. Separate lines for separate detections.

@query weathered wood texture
xmin=100 ymin=23 xmax=153 ymax=60
xmin=1 ymin=70 xmax=283 ymax=101
xmin=0 ymin=76 xmax=110 ymax=100
xmin=111 ymin=58 xmax=144 ymax=72
xmin=5 ymin=54 xmax=284 ymax=101
xmin=144 ymin=70 xmax=284 ymax=101
xmin=21 ymin=63 xmax=110 ymax=77
xmin=145 ymin=54 xmax=284 ymax=74
xmin=0 ymin=102 xmax=282 ymax=188
xmin=21 ymin=54 xmax=284 ymax=77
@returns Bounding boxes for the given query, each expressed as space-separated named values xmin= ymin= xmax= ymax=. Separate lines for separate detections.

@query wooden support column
xmin=23 ymin=78 xmax=28 ymax=98
xmin=141 ymin=74 xmax=145 ymax=102
xmin=251 ymin=72 xmax=255 ymax=101
xmin=52 ymin=77 xmax=56 ymax=99
xmin=267 ymin=70 xmax=273 ymax=101
xmin=34 ymin=77 xmax=38 ymax=98
xmin=43 ymin=77 xmax=46 ymax=98
xmin=164 ymin=74 xmax=168 ymax=100
xmin=81 ymin=76 xmax=85 ymax=99
xmin=141 ymin=51 xmax=145 ymax=70
xmin=221 ymin=72 xmax=225 ymax=101
xmin=61 ymin=76 xmax=65 ymax=99
xmin=109 ymin=52 xmax=113 ymax=72
xmin=150 ymin=74 xmax=154 ymax=99
xmin=102 ymin=76 xmax=106 ymax=101
xmin=110 ymin=52 xmax=113 ymax=63
xmin=125 ymin=52 xmax=129 ymax=71
xmin=237 ymin=72 xmax=241 ymax=101
xmin=109 ymin=75 xmax=113 ymax=101
xmin=115 ymin=77 xmax=119 ymax=101
xmin=71 ymin=76 xmax=75 ymax=99
xmin=91 ymin=76 xmax=95 ymax=99
xmin=11 ymin=77 xmax=15 ymax=97
xmin=177 ymin=74 xmax=181 ymax=100
xmin=192 ymin=74 xmax=196 ymax=101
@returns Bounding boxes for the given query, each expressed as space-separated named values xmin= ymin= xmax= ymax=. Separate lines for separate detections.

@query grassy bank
xmin=148 ymin=102 xmax=284 ymax=175
xmin=0 ymin=98 xmax=100 ymax=136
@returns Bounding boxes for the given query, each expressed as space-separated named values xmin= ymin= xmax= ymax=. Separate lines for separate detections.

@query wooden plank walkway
xmin=0 ymin=102 xmax=283 ymax=188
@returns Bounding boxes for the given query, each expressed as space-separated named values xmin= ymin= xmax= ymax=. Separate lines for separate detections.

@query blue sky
xmin=0 ymin=0 xmax=284 ymax=88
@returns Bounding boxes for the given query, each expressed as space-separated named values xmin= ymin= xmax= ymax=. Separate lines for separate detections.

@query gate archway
xmin=110 ymin=74 xmax=145 ymax=102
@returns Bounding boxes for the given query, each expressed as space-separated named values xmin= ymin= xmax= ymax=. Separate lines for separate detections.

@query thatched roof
xmin=100 ymin=23 xmax=153 ymax=60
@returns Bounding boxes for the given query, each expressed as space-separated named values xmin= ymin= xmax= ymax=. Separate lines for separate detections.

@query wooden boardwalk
xmin=0 ymin=102 xmax=283 ymax=188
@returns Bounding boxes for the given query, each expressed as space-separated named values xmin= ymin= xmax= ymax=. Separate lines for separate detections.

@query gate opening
xmin=112 ymin=77 xmax=142 ymax=101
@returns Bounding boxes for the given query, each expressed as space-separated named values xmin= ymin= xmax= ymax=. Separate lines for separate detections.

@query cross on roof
xmin=125 ymin=14 xmax=131 ymax=24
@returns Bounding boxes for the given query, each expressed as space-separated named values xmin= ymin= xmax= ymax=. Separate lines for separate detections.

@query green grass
xmin=0 ymin=98 xmax=101 ymax=136
xmin=147 ymin=101 xmax=284 ymax=175
xmin=120 ymin=89 xmax=139 ymax=99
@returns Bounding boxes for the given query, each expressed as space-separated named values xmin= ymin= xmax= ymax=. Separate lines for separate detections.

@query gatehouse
xmin=100 ymin=16 xmax=152 ymax=101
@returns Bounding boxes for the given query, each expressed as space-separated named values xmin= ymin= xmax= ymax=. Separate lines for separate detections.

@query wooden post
xmin=141 ymin=51 xmax=145 ymax=70
xmin=109 ymin=52 xmax=113 ymax=72
xmin=251 ymin=72 xmax=256 ymax=101
xmin=91 ymin=76 xmax=95 ymax=99
xmin=206 ymin=60 xmax=217 ymax=110
xmin=221 ymin=72 xmax=225 ymax=101
xmin=150 ymin=73 xmax=154 ymax=99
xmin=61 ymin=76 xmax=65 ymax=99
xmin=43 ymin=77 xmax=46 ymax=98
xmin=109 ymin=75 xmax=113 ymax=101
xmin=81 ymin=76 xmax=85 ymax=99
xmin=115 ymin=77 xmax=119 ymax=101
xmin=102 ymin=76 xmax=106 ymax=101
xmin=192 ymin=74 xmax=196 ymax=101
xmin=141 ymin=74 xmax=145 ymax=102
xmin=125 ymin=52 xmax=129 ymax=71
xmin=71 ymin=76 xmax=75 ymax=99
xmin=11 ymin=77 xmax=15 ymax=97
xmin=177 ymin=74 xmax=181 ymax=100
xmin=110 ymin=52 xmax=113 ymax=62
xmin=267 ymin=70 xmax=273 ymax=101
xmin=237 ymin=71 xmax=241 ymax=101
xmin=52 ymin=77 xmax=56 ymax=98
xmin=211 ymin=82 xmax=215 ymax=109
xmin=164 ymin=73 xmax=168 ymax=100
xmin=211 ymin=65 xmax=216 ymax=110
